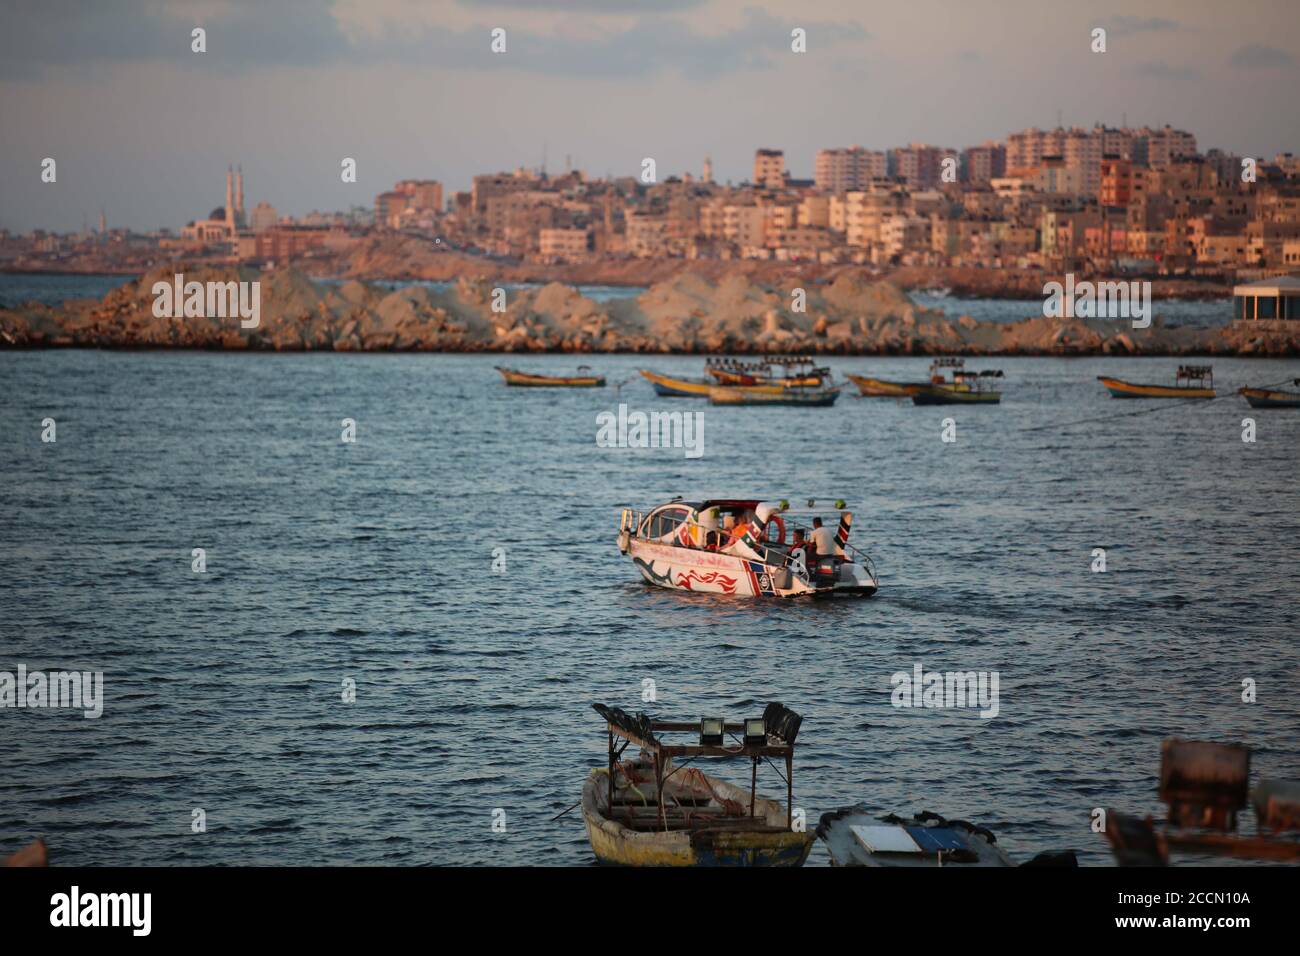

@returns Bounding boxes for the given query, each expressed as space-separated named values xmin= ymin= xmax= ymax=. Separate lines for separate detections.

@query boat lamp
xmin=743 ymin=719 xmax=767 ymax=747
xmin=700 ymin=717 xmax=725 ymax=747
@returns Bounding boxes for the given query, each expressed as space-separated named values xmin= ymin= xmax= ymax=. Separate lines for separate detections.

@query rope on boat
xmin=1018 ymin=377 xmax=1298 ymax=435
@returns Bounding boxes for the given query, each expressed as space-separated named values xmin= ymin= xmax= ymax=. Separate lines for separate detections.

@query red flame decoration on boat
xmin=675 ymin=570 xmax=738 ymax=594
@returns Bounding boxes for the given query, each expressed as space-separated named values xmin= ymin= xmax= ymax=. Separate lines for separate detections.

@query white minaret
xmin=703 ymin=156 xmax=713 ymax=183
xmin=225 ymin=165 xmax=235 ymax=227
xmin=236 ymin=165 xmax=245 ymax=223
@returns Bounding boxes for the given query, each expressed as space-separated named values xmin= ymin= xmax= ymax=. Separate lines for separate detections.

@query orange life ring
xmin=765 ymin=514 xmax=786 ymax=546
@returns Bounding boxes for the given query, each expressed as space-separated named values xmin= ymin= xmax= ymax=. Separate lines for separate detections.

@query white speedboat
xmin=617 ymin=498 xmax=878 ymax=598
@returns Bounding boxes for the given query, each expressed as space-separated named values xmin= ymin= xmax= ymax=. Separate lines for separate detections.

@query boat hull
xmin=581 ymin=770 xmax=813 ymax=867
xmin=1097 ymin=376 xmax=1215 ymax=399
xmin=1240 ymin=387 xmax=1300 ymax=408
xmin=626 ymin=538 xmax=875 ymax=598
xmin=709 ymin=386 xmax=841 ymax=407
xmin=495 ymin=367 xmax=605 ymax=387
xmin=912 ymin=385 xmax=1000 ymax=405
xmin=845 ymin=374 xmax=927 ymax=397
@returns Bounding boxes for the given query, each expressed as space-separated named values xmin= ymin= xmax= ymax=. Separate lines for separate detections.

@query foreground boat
xmin=1239 ymin=381 xmax=1300 ymax=408
xmin=708 ymin=385 xmax=841 ymax=406
xmin=495 ymin=365 xmax=605 ymax=387
xmin=1098 ymin=365 xmax=1215 ymax=399
xmin=640 ymin=368 xmax=781 ymax=398
xmin=583 ymin=702 xmax=813 ymax=867
xmin=816 ymin=808 xmax=1076 ymax=867
xmin=618 ymin=498 xmax=878 ymax=598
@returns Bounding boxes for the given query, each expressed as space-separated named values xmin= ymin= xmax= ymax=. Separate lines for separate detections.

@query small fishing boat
xmin=1239 ymin=380 xmax=1300 ymax=408
xmin=495 ymin=365 xmax=605 ymax=387
xmin=816 ymin=808 xmax=1077 ymax=868
xmin=618 ymin=498 xmax=878 ymax=598
xmin=708 ymin=385 xmax=841 ymax=407
xmin=640 ymin=368 xmax=782 ymax=398
xmin=1097 ymin=365 xmax=1215 ymax=399
xmin=582 ymin=702 xmax=813 ymax=867
xmin=911 ymin=360 xmax=1003 ymax=405
xmin=705 ymin=355 xmax=829 ymax=388
xmin=845 ymin=374 xmax=928 ymax=398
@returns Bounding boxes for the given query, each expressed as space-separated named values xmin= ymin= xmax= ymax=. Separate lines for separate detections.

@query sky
xmin=2 ymin=0 xmax=1298 ymax=233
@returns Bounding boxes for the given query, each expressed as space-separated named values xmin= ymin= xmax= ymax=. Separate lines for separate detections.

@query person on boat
xmin=789 ymin=529 xmax=809 ymax=577
xmin=809 ymin=516 xmax=841 ymax=558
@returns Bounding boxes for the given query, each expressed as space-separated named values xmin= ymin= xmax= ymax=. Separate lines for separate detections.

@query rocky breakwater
xmin=1 ymin=263 xmax=1296 ymax=355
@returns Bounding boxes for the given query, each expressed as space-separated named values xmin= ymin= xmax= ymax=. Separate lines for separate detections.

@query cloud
xmin=0 ymin=1 xmax=866 ymax=80
xmin=1110 ymin=16 xmax=1181 ymax=37
xmin=1228 ymin=43 xmax=1296 ymax=69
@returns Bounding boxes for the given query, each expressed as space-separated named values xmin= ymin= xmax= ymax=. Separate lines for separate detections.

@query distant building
xmin=890 ymin=144 xmax=958 ymax=189
xmin=961 ymin=142 xmax=1006 ymax=184
xmin=538 ymin=227 xmax=590 ymax=262
xmin=815 ymin=147 xmax=887 ymax=192
xmin=374 ymin=191 xmax=406 ymax=229
xmin=753 ymin=149 xmax=786 ymax=190
xmin=249 ymin=201 xmax=279 ymax=233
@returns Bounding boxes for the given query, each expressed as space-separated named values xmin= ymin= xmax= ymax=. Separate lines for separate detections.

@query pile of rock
xmin=2 ymin=263 xmax=1296 ymax=356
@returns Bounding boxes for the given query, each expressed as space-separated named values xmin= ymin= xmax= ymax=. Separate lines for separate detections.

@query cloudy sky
xmin=2 ymin=0 xmax=1297 ymax=233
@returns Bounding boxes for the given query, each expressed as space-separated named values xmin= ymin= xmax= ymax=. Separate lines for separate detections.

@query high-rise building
xmin=753 ymin=149 xmax=785 ymax=190
xmin=815 ymin=147 xmax=887 ymax=192
xmin=890 ymin=144 xmax=958 ymax=189
xmin=961 ymin=142 xmax=1007 ymax=184
xmin=250 ymin=201 xmax=279 ymax=233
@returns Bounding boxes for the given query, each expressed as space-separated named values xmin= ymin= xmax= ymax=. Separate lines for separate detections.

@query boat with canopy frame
xmin=581 ymin=701 xmax=814 ymax=866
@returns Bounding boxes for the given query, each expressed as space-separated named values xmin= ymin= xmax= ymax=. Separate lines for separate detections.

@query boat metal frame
xmin=594 ymin=702 xmax=802 ymax=832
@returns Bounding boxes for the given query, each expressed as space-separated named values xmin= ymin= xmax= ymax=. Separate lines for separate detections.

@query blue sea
xmin=1 ymin=348 xmax=1297 ymax=866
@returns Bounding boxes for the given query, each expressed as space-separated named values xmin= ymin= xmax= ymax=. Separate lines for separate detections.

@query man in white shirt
xmin=808 ymin=516 xmax=840 ymax=559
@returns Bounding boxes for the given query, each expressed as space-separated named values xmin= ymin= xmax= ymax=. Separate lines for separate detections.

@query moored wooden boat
xmin=495 ymin=365 xmax=605 ymax=387
xmin=582 ymin=703 xmax=814 ymax=867
xmin=1239 ymin=383 xmax=1300 ymax=408
xmin=709 ymin=385 xmax=841 ymax=406
xmin=845 ymin=374 xmax=928 ymax=397
xmin=911 ymin=384 xmax=1001 ymax=405
xmin=1098 ymin=365 xmax=1215 ymax=399
xmin=640 ymin=368 xmax=781 ymax=398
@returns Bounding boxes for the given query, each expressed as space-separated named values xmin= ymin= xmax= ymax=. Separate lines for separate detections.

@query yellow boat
xmin=640 ymin=369 xmax=782 ymax=398
xmin=582 ymin=703 xmax=814 ymax=867
xmin=1098 ymin=365 xmax=1215 ymax=399
xmin=495 ymin=366 xmax=605 ymax=387
xmin=845 ymin=374 xmax=928 ymax=397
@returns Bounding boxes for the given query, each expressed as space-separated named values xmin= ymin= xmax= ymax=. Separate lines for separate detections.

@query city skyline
xmin=3 ymin=0 xmax=1299 ymax=232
